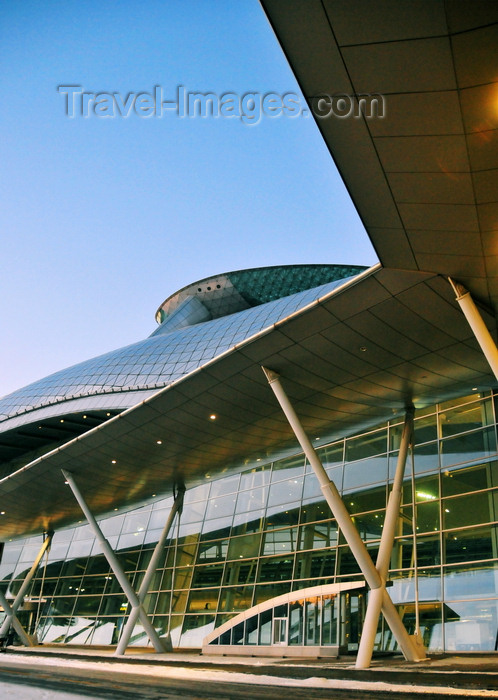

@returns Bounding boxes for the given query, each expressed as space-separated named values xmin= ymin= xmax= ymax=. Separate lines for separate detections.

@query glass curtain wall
xmin=1 ymin=391 xmax=497 ymax=652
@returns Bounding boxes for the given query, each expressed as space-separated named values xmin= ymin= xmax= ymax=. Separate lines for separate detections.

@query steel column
xmin=0 ymin=588 xmax=34 ymax=646
xmin=262 ymin=367 xmax=425 ymax=666
xmin=356 ymin=409 xmax=425 ymax=668
xmin=449 ymin=277 xmax=498 ymax=381
xmin=62 ymin=470 xmax=168 ymax=653
xmin=0 ymin=530 xmax=53 ymax=641
xmin=115 ymin=485 xmax=185 ymax=655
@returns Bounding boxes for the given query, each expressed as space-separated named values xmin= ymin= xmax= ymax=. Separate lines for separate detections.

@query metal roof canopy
xmin=0 ymin=266 xmax=495 ymax=538
xmin=261 ymin=0 xmax=498 ymax=311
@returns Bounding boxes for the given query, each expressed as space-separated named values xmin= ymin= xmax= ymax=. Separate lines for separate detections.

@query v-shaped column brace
xmin=0 ymin=530 xmax=53 ymax=646
xmin=115 ymin=484 xmax=185 ymax=655
xmin=262 ymin=367 xmax=427 ymax=669
xmin=62 ymin=470 xmax=168 ymax=653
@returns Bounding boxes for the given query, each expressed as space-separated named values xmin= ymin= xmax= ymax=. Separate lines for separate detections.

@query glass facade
xmin=0 ymin=393 xmax=498 ymax=651
xmin=1 ymin=390 xmax=497 ymax=653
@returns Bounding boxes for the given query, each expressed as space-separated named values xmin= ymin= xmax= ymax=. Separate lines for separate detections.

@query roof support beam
xmin=449 ymin=278 xmax=498 ymax=381
xmin=0 ymin=529 xmax=53 ymax=643
xmin=115 ymin=484 xmax=185 ymax=656
xmin=262 ymin=367 xmax=426 ymax=667
xmin=357 ymin=408 xmax=426 ymax=668
xmin=61 ymin=469 xmax=168 ymax=653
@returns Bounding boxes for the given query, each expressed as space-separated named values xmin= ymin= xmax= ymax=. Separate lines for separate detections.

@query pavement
xmin=0 ymin=644 xmax=497 ymax=698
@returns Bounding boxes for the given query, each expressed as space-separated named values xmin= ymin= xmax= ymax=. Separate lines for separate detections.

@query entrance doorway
xmin=204 ymin=580 xmax=367 ymax=657
xmin=340 ymin=590 xmax=366 ymax=652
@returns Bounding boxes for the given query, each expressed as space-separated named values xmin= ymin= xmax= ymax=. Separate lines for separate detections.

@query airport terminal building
xmin=1 ymin=1 xmax=497 ymax=666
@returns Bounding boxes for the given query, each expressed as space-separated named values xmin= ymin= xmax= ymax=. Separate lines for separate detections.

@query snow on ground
xmin=0 ymin=653 xmax=497 ymax=697
xmin=0 ymin=681 xmax=96 ymax=700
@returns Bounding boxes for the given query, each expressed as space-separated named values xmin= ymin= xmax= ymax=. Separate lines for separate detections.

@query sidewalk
xmin=1 ymin=645 xmax=497 ymax=697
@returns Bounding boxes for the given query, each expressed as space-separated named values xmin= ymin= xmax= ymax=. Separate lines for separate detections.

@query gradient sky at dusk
xmin=0 ymin=0 xmax=377 ymax=398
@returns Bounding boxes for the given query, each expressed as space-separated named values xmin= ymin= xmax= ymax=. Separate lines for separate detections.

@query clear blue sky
xmin=0 ymin=0 xmax=377 ymax=399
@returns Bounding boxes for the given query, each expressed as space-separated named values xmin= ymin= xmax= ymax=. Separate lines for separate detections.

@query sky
xmin=0 ymin=0 xmax=377 ymax=399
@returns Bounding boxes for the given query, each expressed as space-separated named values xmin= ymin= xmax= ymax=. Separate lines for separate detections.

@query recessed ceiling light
xmin=156 ymin=440 xmax=162 ymax=445
xmin=60 ymin=419 xmax=64 ymax=423
xmin=83 ymin=415 xmax=87 ymax=419
xmin=106 ymin=412 xmax=111 ymax=416
xmin=209 ymin=414 xmax=216 ymax=420
xmin=111 ymin=460 xmax=117 ymax=464
xmin=0 ymin=511 xmax=5 ymax=515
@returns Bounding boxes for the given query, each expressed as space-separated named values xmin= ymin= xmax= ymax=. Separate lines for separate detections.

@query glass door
xmin=272 ymin=617 xmax=288 ymax=645
xmin=340 ymin=591 xmax=366 ymax=652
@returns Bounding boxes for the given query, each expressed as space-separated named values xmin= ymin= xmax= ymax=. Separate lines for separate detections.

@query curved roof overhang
xmin=0 ymin=265 xmax=495 ymax=539
xmin=260 ymin=1 xmax=498 ymax=314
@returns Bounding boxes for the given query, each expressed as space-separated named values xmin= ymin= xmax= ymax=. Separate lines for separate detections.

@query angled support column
xmin=0 ymin=529 xmax=53 ymax=642
xmin=0 ymin=587 xmax=33 ymax=646
xmin=449 ymin=277 xmax=498 ymax=381
xmin=262 ymin=367 xmax=426 ymax=667
xmin=356 ymin=408 xmax=426 ymax=668
xmin=62 ymin=470 xmax=168 ymax=653
xmin=115 ymin=484 xmax=185 ymax=656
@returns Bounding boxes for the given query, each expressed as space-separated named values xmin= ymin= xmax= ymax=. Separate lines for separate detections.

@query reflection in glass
xmin=443 ymin=491 xmax=498 ymax=529
xmin=444 ymin=526 xmax=497 ymax=564
xmin=444 ymin=563 xmax=498 ymax=600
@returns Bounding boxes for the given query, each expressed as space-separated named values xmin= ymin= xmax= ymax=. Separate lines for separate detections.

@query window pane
xmin=444 ymin=563 xmax=498 ymax=600
xmin=262 ymin=527 xmax=296 ymax=556
xmin=226 ymin=532 xmax=262 ymax=560
xmin=416 ymin=535 xmax=441 ymax=567
xmin=443 ymin=599 xmax=498 ymax=651
xmin=205 ymin=494 xmax=237 ymax=520
xmin=267 ymin=477 xmax=303 ymax=509
xmin=444 ymin=526 xmax=498 ymax=564
xmin=219 ymin=586 xmax=253 ymax=612
xmin=346 ymin=430 xmax=386 ymax=462
xmin=297 ymin=521 xmax=338 ymax=550
xmin=441 ymin=427 xmax=497 ymax=468
xmin=191 ymin=563 xmax=224 ymax=589
xmin=343 ymin=455 xmax=388 ymax=491
xmin=443 ymin=491 xmax=498 ymax=529
xmin=258 ymin=555 xmax=294 ymax=583
xmin=416 ymin=501 xmax=440 ymax=534
xmin=439 ymin=399 xmax=493 ymax=438
xmin=442 ymin=461 xmax=498 ymax=496
xmin=412 ymin=413 xmax=437 ymax=445
xmin=412 ymin=441 xmax=439 ymax=474
xmin=294 ymin=550 xmax=335 ymax=581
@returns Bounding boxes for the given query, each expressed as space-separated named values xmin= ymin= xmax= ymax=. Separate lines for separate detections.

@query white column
xmin=115 ymin=485 xmax=185 ymax=655
xmin=449 ymin=277 xmax=498 ymax=380
xmin=62 ymin=470 xmax=168 ymax=653
xmin=356 ymin=409 xmax=426 ymax=668
xmin=0 ymin=588 xmax=33 ymax=646
xmin=262 ymin=367 xmax=425 ymax=666
xmin=0 ymin=530 xmax=53 ymax=640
